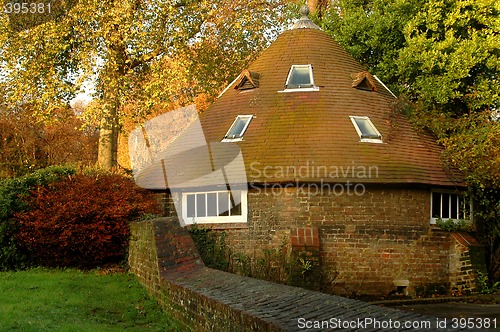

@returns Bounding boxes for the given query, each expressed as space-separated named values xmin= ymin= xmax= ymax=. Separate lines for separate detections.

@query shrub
xmin=476 ymin=270 xmax=500 ymax=294
xmin=436 ymin=218 xmax=473 ymax=232
xmin=0 ymin=165 xmax=76 ymax=270
xmin=14 ymin=173 xmax=160 ymax=268
xmin=188 ymin=226 xmax=230 ymax=271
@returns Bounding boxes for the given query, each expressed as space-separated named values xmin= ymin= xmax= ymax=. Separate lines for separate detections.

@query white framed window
xmin=221 ymin=115 xmax=253 ymax=142
xmin=430 ymin=191 xmax=471 ymax=224
xmin=280 ymin=64 xmax=319 ymax=92
xmin=349 ymin=116 xmax=383 ymax=143
xmin=182 ymin=190 xmax=247 ymax=224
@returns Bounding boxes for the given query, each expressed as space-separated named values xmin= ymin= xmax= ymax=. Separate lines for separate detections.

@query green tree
xmin=320 ymin=0 xmax=421 ymax=95
xmin=398 ymin=0 xmax=499 ymax=129
xmin=0 ymin=0 xmax=288 ymax=169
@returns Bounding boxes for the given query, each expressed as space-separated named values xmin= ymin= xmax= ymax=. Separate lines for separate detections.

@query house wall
xmin=158 ymin=185 xmax=477 ymax=296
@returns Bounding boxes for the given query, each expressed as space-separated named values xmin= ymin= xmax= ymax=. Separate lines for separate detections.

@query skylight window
xmin=222 ymin=115 xmax=253 ymax=142
xmin=282 ymin=64 xmax=319 ymax=92
xmin=350 ymin=116 xmax=383 ymax=143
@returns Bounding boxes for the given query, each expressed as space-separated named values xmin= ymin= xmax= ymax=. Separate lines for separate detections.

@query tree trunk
xmin=97 ymin=120 xmax=118 ymax=169
xmin=97 ymin=92 xmax=120 ymax=170
xmin=97 ymin=29 xmax=126 ymax=170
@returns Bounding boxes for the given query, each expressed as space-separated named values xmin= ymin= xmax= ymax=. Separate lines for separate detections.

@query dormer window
xmin=234 ymin=70 xmax=260 ymax=91
xmin=281 ymin=64 xmax=319 ymax=92
xmin=352 ymin=71 xmax=377 ymax=91
xmin=222 ymin=115 xmax=253 ymax=142
xmin=350 ymin=116 xmax=383 ymax=143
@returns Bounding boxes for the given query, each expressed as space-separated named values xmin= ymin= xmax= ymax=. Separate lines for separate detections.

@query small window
xmin=352 ymin=71 xmax=377 ymax=91
xmin=281 ymin=64 xmax=319 ymax=92
xmin=234 ymin=69 xmax=260 ymax=91
xmin=350 ymin=116 xmax=383 ymax=143
xmin=183 ymin=190 xmax=247 ymax=224
xmin=222 ymin=115 xmax=253 ymax=142
xmin=430 ymin=191 xmax=470 ymax=224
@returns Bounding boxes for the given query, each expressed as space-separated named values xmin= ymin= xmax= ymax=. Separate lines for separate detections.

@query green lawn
xmin=0 ymin=268 xmax=185 ymax=331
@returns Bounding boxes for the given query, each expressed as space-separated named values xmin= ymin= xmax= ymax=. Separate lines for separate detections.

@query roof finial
xmin=300 ymin=5 xmax=310 ymax=18
xmin=290 ymin=4 xmax=321 ymax=30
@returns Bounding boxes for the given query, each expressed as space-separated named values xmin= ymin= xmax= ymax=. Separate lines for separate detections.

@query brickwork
xmin=129 ymin=217 xmax=466 ymax=331
xmin=448 ymin=233 xmax=483 ymax=294
xmin=199 ymin=185 xmax=479 ymax=296
xmin=153 ymin=185 xmax=481 ymax=296
xmin=129 ymin=220 xmax=162 ymax=299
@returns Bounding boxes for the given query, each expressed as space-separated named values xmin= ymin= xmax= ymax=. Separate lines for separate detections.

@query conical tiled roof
xmin=199 ymin=15 xmax=463 ymax=187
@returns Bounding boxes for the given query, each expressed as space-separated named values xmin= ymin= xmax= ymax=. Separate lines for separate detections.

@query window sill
xmin=359 ymin=138 xmax=384 ymax=144
xmin=221 ymin=137 xmax=244 ymax=143
xmin=186 ymin=223 xmax=249 ymax=230
xmin=278 ymin=87 xmax=320 ymax=93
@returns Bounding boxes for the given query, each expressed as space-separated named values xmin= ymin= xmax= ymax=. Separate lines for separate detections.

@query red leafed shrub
xmin=14 ymin=173 xmax=160 ymax=268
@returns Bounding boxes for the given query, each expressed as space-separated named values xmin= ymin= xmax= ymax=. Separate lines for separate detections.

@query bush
xmin=476 ymin=270 xmax=500 ymax=294
xmin=436 ymin=218 xmax=473 ymax=232
xmin=0 ymin=165 xmax=76 ymax=270
xmin=13 ymin=173 xmax=160 ymax=269
xmin=188 ymin=226 xmax=230 ymax=271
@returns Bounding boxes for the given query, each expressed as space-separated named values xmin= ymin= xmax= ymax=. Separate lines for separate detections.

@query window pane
xmin=218 ymin=192 xmax=229 ymax=216
xmin=207 ymin=193 xmax=217 ymax=217
xmin=226 ymin=118 xmax=248 ymax=138
xmin=432 ymin=192 xmax=441 ymax=218
xmin=450 ymin=194 xmax=458 ymax=219
xmin=186 ymin=194 xmax=195 ymax=219
xmin=441 ymin=193 xmax=450 ymax=219
xmin=354 ymin=118 xmax=380 ymax=138
xmin=230 ymin=203 xmax=242 ymax=216
xmin=287 ymin=66 xmax=312 ymax=88
xmin=196 ymin=193 xmax=206 ymax=217
xmin=229 ymin=191 xmax=242 ymax=216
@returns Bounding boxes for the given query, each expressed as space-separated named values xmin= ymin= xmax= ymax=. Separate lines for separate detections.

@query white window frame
xmin=181 ymin=190 xmax=248 ymax=225
xmin=221 ymin=115 xmax=253 ymax=142
xmin=349 ymin=116 xmax=383 ymax=143
xmin=279 ymin=64 xmax=320 ymax=93
xmin=430 ymin=190 xmax=471 ymax=225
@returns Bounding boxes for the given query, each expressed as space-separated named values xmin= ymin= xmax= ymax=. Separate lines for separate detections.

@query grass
xmin=0 ymin=268 xmax=185 ymax=331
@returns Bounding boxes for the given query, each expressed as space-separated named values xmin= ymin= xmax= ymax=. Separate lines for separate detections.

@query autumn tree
xmin=0 ymin=106 xmax=98 ymax=177
xmin=0 ymin=0 xmax=288 ymax=170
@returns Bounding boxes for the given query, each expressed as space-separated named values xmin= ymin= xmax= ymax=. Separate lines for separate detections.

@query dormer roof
xmin=234 ymin=70 xmax=260 ymax=91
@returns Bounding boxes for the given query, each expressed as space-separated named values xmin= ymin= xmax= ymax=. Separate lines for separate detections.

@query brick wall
xmin=448 ymin=233 xmax=483 ymax=294
xmin=129 ymin=220 xmax=162 ymax=299
xmin=155 ymin=185 xmax=481 ymax=296
xmin=198 ymin=185 xmax=479 ymax=296
xmin=129 ymin=218 xmax=292 ymax=331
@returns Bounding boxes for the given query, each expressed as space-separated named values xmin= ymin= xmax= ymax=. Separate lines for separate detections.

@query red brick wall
xmin=156 ymin=185 xmax=478 ymax=296
xmin=207 ymin=185 xmax=470 ymax=296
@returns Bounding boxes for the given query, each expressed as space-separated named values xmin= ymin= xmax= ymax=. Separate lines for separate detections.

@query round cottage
xmin=135 ymin=7 xmax=479 ymax=296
